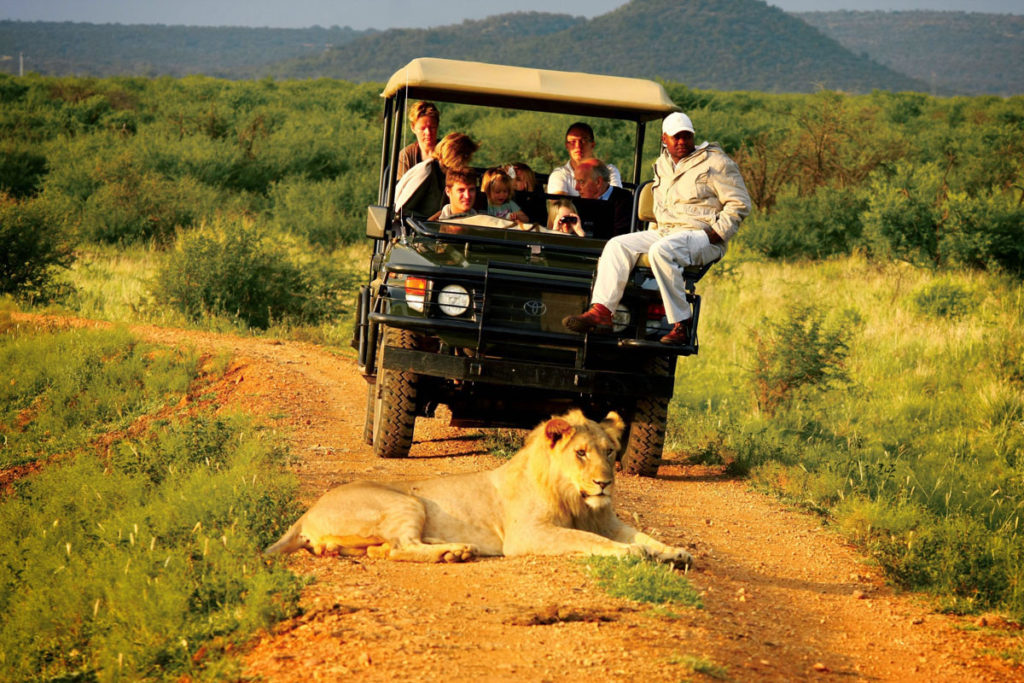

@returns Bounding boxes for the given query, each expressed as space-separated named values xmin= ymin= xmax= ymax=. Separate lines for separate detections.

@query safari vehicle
xmin=354 ymin=58 xmax=713 ymax=476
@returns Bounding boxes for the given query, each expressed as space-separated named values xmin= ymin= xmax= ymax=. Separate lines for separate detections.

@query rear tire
xmin=372 ymin=327 xmax=418 ymax=459
xmin=619 ymin=356 xmax=672 ymax=477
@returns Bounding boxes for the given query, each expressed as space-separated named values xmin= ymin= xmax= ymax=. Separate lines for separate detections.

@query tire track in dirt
xmin=11 ymin=314 xmax=1022 ymax=681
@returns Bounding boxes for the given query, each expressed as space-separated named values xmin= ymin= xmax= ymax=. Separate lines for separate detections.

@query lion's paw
xmin=441 ymin=544 xmax=476 ymax=563
xmin=645 ymin=546 xmax=693 ymax=571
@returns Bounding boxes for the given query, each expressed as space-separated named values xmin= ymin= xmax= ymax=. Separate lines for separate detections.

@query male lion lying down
xmin=265 ymin=410 xmax=692 ymax=569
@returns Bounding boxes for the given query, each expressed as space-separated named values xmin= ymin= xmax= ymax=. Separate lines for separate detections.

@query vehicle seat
xmin=637 ymin=180 xmax=656 ymax=224
xmin=632 ymin=180 xmax=717 ymax=283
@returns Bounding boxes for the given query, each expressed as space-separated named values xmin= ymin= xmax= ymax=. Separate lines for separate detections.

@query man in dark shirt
xmin=573 ymin=159 xmax=633 ymax=240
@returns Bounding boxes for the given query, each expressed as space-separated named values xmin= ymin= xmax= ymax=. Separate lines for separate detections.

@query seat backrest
xmin=637 ymin=181 xmax=656 ymax=224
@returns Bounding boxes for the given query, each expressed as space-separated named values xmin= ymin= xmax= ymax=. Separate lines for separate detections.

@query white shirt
xmin=546 ymin=160 xmax=623 ymax=196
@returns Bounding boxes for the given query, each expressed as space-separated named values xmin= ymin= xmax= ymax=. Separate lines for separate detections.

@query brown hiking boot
xmin=563 ymin=304 xmax=613 ymax=333
xmin=659 ymin=320 xmax=691 ymax=346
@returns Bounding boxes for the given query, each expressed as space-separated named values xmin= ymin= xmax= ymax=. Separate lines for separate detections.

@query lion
xmin=264 ymin=410 xmax=692 ymax=569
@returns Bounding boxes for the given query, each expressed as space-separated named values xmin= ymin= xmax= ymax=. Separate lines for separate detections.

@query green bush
xmin=0 ymin=193 xmax=75 ymax=302
xmin=742 ymin=186 xmax=866 ymax=259
xmin=940 ymin=191 xmax=1024 ymax=275
xmin=910 ymin=278 xmax=976 ymax=319
xmin=861 ymin=161 xmax=943 ymax=266
xmin=155 ymin=220 xmax=351 ymax=329
xmin=79 ymin=171 xmax=217 ymax=245
xmin=583 ymin=555 xmax=702 ymax=607
xmin=750 ymin=303 xmax=852 ymax=415
xmin=0 ymin=143 xmax=48 ymax=198
xmin=268 ymin=176 xmax=371 ymax=249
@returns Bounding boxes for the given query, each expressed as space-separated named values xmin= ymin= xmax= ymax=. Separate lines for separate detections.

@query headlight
xmin=438 ymin=284 xmax=471 ymax=317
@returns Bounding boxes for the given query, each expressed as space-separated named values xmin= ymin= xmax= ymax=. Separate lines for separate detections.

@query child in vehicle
xmin=547 ymin=197 xmax=585 ymax=237
xmin=431 ymin=168 xmax=479 ymax=221
xmin=508 ymin=162 xmax=546 ymax=224
xmin=482 ymin=168 xmax=530 ymax=223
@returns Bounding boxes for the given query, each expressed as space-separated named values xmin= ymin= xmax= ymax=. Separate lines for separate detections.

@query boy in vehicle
xmin=397 ymin=101 xmax=440 ymax=178
xmin=431 ymin=168 xmax=479 ymax=221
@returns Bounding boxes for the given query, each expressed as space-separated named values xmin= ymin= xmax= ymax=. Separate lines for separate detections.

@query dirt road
xmin=19 ymin=316 xmax=1023 ymax=681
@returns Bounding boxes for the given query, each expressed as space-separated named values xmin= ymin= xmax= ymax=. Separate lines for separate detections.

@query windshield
xmin=409 ymin=215 xmax=607 ymax=252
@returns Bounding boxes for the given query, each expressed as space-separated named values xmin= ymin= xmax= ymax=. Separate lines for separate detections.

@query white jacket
xmin=651 ymin=143 xmax=751 ymax=243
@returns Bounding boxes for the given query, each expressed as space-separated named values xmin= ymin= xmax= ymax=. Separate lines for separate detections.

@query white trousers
xmin=591 ymin=228 xmax=725 ymax=323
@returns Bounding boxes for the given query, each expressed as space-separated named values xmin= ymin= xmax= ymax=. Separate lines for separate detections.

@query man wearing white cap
xmin=563 ymin=111 xmax=751 ymax=346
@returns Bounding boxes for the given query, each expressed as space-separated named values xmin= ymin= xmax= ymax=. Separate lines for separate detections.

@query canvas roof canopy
xmin=381 ymin=58 xmax=680 ymax=122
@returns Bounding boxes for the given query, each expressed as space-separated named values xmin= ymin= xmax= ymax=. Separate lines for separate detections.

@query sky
xmin=0 ymin=0 xmax=1020 ymax=30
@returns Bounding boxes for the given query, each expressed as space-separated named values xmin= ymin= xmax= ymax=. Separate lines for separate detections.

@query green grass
xmin=0 ymin=318 xmax=199 ymax=468
xmin=63 ymin=244 xmax=182 ymax=325
xmin=669 ymin=255 xmax=1024 ymax=619
xmin=0 ymin=324 xmax=303 ymax=681
xmin=482 ymin=428 xmax=528 ymax=458
xmin=583 ymin=555 xmax=703 ymax=608
xmin=671 ymin=653 xmax=730 ymax=680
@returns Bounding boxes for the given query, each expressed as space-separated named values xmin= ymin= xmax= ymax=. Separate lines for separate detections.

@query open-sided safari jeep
xmin=354 ymin=58 xmax=713 ymax=476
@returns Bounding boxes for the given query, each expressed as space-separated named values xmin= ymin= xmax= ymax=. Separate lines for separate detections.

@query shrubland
xmin=0 ymin=318 xmax=302 ymax=680
xmin=672 ymin=256 xmax=1024 ymax=618
xmin=0 ymin=71 xmax=1022 ymax=651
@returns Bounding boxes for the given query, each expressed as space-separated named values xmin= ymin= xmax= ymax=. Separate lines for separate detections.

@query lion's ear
xmin=544 ymin=418 xmax=573 ymax=448
xmin=600 ymin=411 xmax=626 ymax=442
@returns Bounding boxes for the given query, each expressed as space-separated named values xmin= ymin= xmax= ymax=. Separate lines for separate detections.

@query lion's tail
xmin=264 ymin=520 xmax=308 ymax=556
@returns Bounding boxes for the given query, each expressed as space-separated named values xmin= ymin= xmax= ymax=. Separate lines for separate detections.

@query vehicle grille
xmin=486 ymin=289 xmax=587 ymax=333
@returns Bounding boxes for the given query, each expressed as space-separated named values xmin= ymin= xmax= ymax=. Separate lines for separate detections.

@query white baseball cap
xmin=662 ymin=112 xmax=694 ymax=136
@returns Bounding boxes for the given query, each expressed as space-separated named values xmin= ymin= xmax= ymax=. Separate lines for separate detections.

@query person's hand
xmin=555 ymin=213 xmax=584 ymax=237
xmin=704 ymin=226 xmax=723 ymax=244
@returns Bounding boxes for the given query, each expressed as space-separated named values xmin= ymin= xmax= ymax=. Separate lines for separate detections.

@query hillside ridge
xmin=2 ymin=4 xmax=1021 ymax=94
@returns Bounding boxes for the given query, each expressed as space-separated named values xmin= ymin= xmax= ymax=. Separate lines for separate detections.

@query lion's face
xmin=543 ymin=411 xmax=625 ymax=511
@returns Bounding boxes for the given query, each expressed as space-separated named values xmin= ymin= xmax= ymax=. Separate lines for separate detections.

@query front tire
xmin=619 ymin=356 xmax=672 ymax=477
xmin=372 ymin=326 xmax=418 ymax=459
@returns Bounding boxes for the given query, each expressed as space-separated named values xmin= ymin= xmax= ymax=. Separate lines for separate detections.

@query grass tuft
xmin=582 ymin=555 xmax=702 ymax=608
xmin=671 ymin=653 xmax=730 ymax=680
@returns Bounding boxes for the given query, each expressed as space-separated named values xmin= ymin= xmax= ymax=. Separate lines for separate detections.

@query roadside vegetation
xmin=672 ymin=258 xmax=1024 ymax=620
xmin=0 ymin=317 xmax=303 ymax=680
xmin=0 ymin=322 xmax=197 ymax=469
xmin=0 ymin=70 xmax=1022 ymax=653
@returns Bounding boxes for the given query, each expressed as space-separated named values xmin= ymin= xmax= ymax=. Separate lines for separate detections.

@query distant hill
xmin=270 ymin=12 xmax=583 ymax=80
xmin=0 ymin=20 xmax=371 ymax=78
xmin=4 ymin=3 xmax=1021 ymax=95
xmin=274 ymin=0 xmax=926 ymax=94
xmin=798 ymin=10 xmax=1024 ymax=96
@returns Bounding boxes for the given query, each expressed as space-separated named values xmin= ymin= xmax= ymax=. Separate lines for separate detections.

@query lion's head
xmin=523 ymin=410 xmax=626 ymax=515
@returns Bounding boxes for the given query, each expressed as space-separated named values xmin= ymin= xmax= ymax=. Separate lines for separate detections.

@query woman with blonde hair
xmin=395 ymin=132 xmax=479 ymax=218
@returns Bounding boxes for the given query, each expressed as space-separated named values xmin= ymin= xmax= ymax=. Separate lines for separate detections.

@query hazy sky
xmin=0 ymin=0 xmax=1020 ymax=30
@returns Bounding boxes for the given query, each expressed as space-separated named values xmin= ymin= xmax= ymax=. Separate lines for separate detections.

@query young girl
xmin=482 ymin=168 xmax=530 ymax=223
